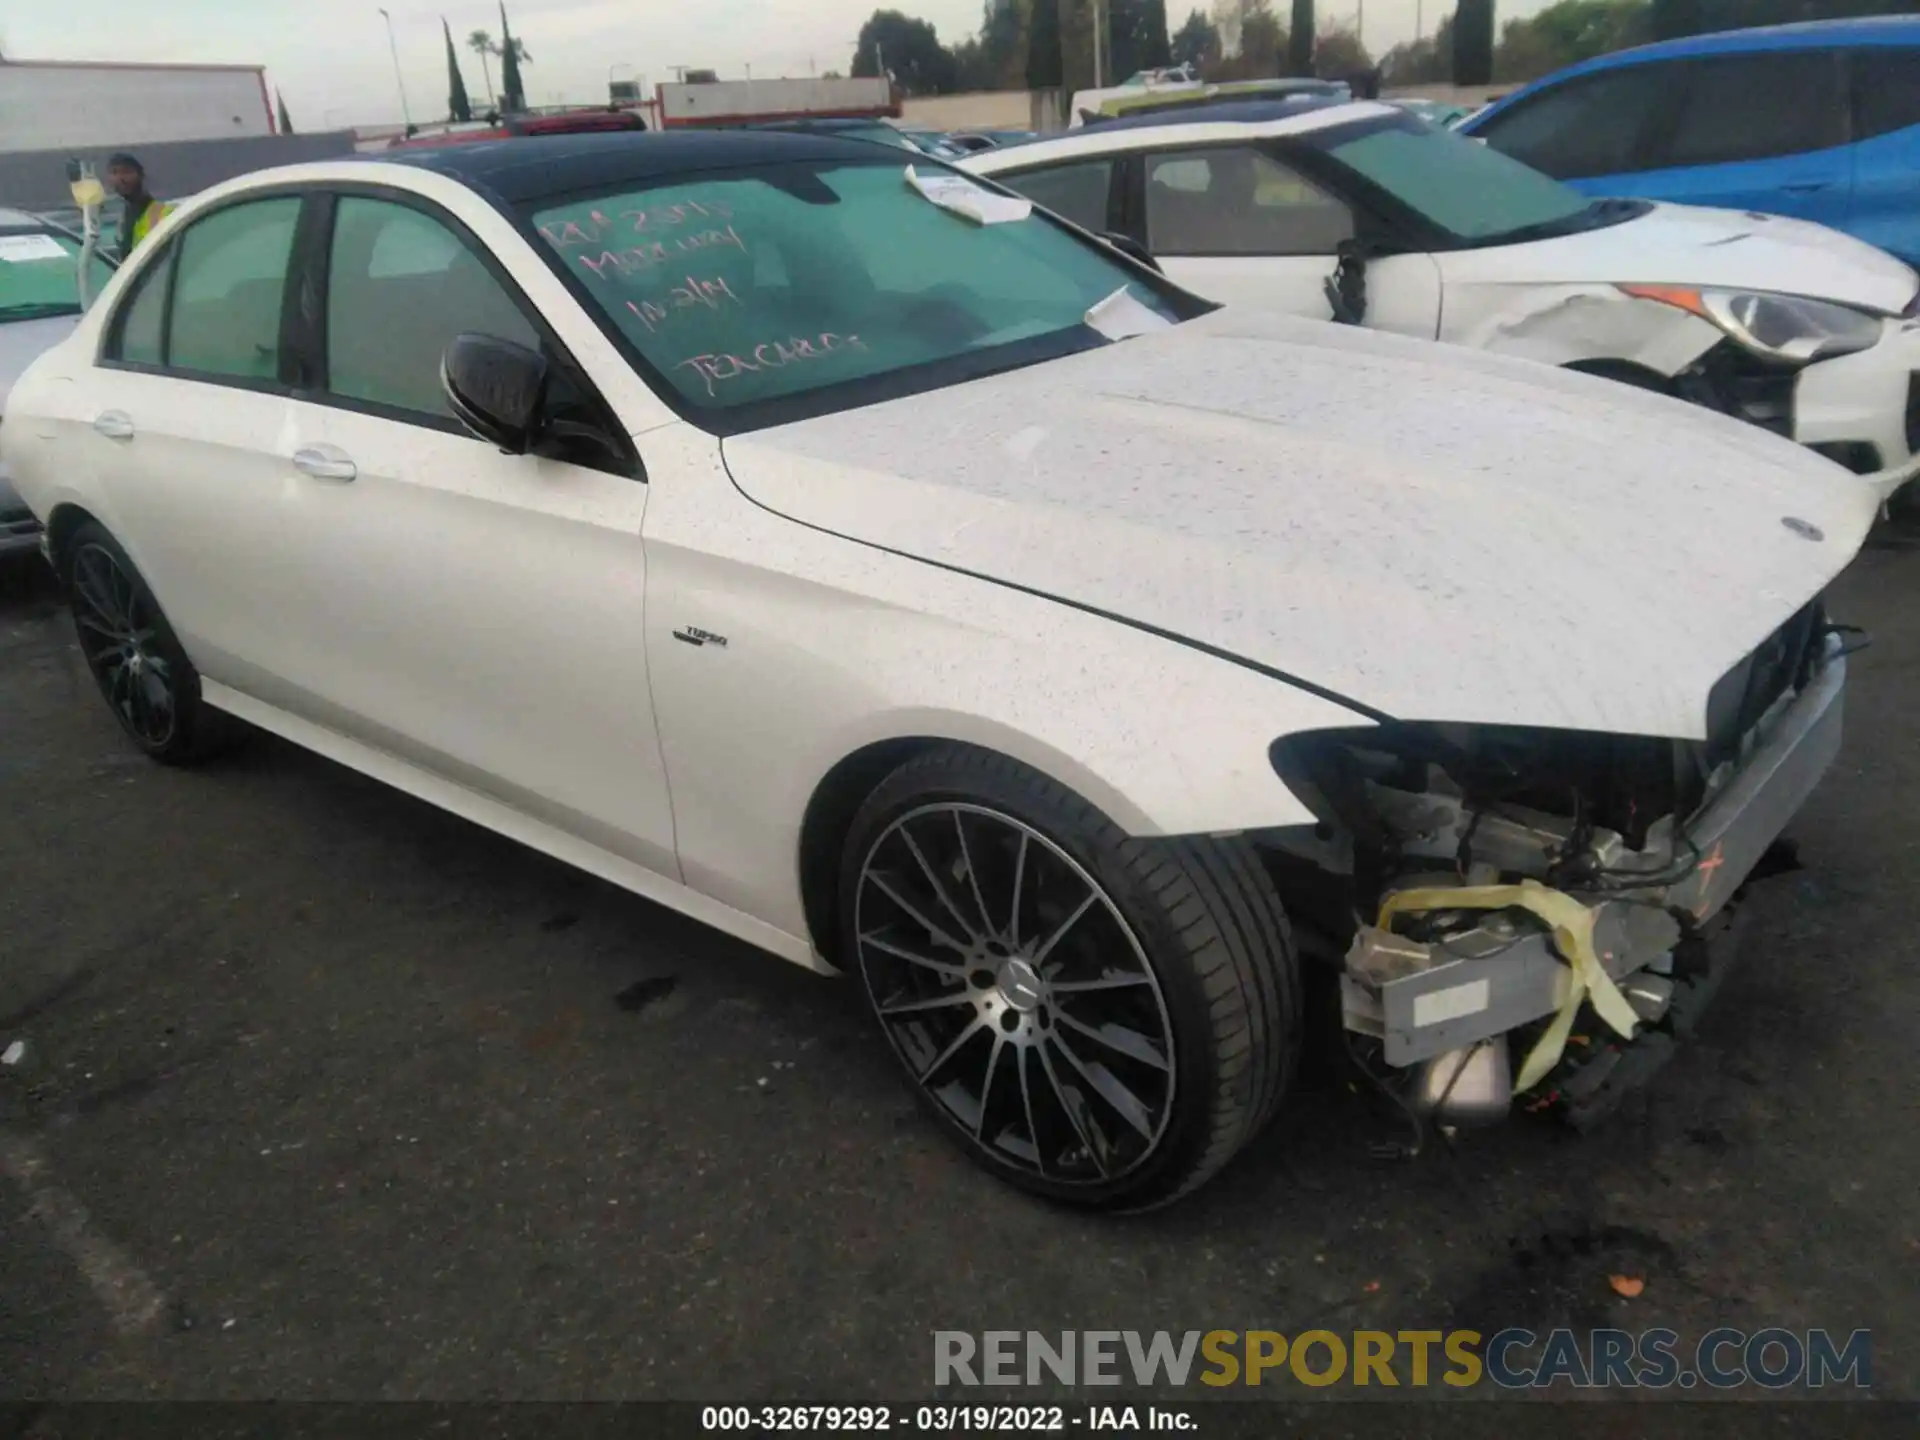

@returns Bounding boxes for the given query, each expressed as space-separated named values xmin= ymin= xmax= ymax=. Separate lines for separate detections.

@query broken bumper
xmin=1793 ymin=323 xmax=1920 ymax=505
xmin=1342 ymin=642 xmax=1846 ymax=1070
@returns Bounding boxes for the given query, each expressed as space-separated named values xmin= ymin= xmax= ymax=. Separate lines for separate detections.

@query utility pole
xmin=1092 ymin=0 xmax=1105 ymax=89
xmin=377 ymin=7 xmax=413 ymax=129
xmin=1357 ymin=0 xmax=1364 ymax=49
xmin=1416 ymin=0 xmax=1423 ymax=42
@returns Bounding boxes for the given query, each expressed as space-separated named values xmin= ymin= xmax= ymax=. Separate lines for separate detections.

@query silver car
xmin=0 ymin=207 xmax=113 ymax=559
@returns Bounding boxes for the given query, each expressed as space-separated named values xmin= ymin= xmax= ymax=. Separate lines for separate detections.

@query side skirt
xmin=200 ymin=679 xmax=834 ymax=976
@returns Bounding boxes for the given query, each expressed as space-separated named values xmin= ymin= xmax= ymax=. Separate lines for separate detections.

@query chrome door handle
xmin=291 ymin=446 xmax=357 ymax=482
xmin=92 ymin=410 xmax=134 ymax=440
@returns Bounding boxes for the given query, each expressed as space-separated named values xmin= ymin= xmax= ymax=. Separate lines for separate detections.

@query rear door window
xmin=107 ymin=250 xmax=168 ymax=366
xmin=997 ymin=160 xmax=1115 ymax=233
xmin=1852 ymin=46 xmax=1920 ymax=140
xmin=167 ymin=197 xmax=300 ymax=381
xmin=1654 ymin=52 xmax=1847 ymax=168
xmin=1473 ymin=63 xmax=1674 ymax=179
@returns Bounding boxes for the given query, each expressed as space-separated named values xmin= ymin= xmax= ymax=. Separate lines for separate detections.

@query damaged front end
xmin=1264 ymin=597 xmax=1847 ymax=1130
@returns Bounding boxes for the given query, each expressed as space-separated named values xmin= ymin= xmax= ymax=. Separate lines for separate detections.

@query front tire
xmin=839 ymin=745 xmax=1299 ymax=1209
xmin=63 ymin=521 xmax=234 ymax=764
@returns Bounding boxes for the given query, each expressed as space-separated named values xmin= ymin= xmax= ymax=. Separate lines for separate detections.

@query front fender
xmin=636 ymin=425 xmax=1369 ymax=942
xmin=1441 ymin=281 xmax=1722 ymax=379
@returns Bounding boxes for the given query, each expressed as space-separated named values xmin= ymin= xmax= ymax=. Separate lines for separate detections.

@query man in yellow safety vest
xmin=106 ymin=153 xmax=173 ymax=257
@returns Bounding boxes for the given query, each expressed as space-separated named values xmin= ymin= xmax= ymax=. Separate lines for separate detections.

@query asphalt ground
xmin=2 ymin=515 xmax=1917 ymax=1405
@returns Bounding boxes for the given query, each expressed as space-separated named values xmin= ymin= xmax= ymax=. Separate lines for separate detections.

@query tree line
xmin=852 ymin=0 xmax=1920 ymax=99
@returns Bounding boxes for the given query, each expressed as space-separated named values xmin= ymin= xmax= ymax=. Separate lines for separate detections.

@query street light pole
xmin=377 ymin=8 xmax=413 ymax=129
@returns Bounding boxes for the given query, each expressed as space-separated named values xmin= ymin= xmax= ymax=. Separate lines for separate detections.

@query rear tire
xmin=63 ymin=521 xmax=237 ymax=764
xmin=839 ymin=744 xmax=1299 ymax=1209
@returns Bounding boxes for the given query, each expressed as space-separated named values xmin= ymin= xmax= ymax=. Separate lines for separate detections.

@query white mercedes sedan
xmin=0 ymin=132 xmax=1875 ymax=1208
xmin=966 ymin=100 xmax=1920 ymax=507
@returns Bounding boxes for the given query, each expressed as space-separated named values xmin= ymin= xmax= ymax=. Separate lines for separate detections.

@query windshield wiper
xmin=0 ymin=302 xmax=81 ymax=322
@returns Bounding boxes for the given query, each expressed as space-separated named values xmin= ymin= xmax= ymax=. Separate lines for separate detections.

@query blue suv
xmin=1458 ymin=17 xmax=1920 ymax=264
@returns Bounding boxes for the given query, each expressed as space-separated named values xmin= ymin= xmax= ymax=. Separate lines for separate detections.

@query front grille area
xmin=1704 ymin=597 xmax=1827 ymax=767
xmin=1680 ymin=341 xmax=1798 ymax=438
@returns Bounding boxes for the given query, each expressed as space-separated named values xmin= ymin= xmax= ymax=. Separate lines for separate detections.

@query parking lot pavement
xmin=2 ymin=522 xmax=1918 ymax=1404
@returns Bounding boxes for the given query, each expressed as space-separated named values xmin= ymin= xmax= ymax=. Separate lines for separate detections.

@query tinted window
xmin=1000 ymin=160 xmax=1114 ymax=233
xmin=1852 ymin=46 xmax=1920 ymax=140
xmin=1145 ymin=146 xmax=1353 ymax=255
xmin=528 ymin=159 xmax=1185 ymax=422
xmin=1303 ymin=115 xmax=1591 ymax=242
xmin=327 ymin=197 xmax=538 ymax=418
xmin=1474 ymin=64 xmax=1672 ymax=179
xmin=169 ymin=198 xmax=299 ymax=380
xmin=110 ymin=251 xmax=167 ymax=365
xmin=1658 ymin=53 xmax=1846 ymax=168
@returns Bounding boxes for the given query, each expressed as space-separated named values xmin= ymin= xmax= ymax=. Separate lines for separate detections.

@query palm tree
xmin=467 ymin=28 xmax=497 ymax=107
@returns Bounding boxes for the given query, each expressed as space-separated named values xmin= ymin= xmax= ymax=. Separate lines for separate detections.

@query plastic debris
xmin=1608 ymin=1274 xmax=1646 ymax=1298
xmin=1 ymin=1041 xmax=24 ymax=1066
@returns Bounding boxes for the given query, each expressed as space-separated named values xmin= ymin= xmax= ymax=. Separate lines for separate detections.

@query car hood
xmin=1438 ymin=201 xmax=1920 ymax=315
xmin=0 ymin=314 xmax=80 ymax=412
xmin=720 ymin=310 xmax=1877 ymax=739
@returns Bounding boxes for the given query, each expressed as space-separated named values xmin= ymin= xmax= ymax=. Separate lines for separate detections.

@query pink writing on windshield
xmin=539 ymin=199 xmax=733 ymax=250
xmin=621 ymin=199 xmax=733 ymax=234
xmin=623 ymin=274 xmax=744 ymax=333
xmin=579 ymin=224 xmax=746 ymax=280
xmin=539 ymin=219 xmax=598 ymax=248
xmin=676 ymin=332 xmax=868 ymax=396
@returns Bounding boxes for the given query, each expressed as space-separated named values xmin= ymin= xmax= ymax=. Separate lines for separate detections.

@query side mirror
xmin=1100 ymin=231 xmax=1162 ymax=273
xmin=442 ymin=332 xmax=549 ymax=453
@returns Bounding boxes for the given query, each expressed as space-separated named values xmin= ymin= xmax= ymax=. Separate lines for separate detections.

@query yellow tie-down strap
xmin=1376 ymin=879 xmax=1642 ymax=1095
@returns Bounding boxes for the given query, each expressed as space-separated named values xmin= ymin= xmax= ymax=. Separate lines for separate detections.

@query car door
xmin=81 ymin=194 xmax=308 ymax=682
xmin=1844 ymin=44 xmax=1920 ymax=263
xmin=1627 ymin=51 xmax=1852 ymax=225
xmin=270 ymin=188 xmax=678 ymax=879
xmin=1130 ymin=143 xmax=1442 ymax=338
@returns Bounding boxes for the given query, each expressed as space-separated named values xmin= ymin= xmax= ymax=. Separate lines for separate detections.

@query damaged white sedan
xmin=967 ymin=100 xmax=1920 ymax=506
xmin=0 ymin=133 xmax=1875 ymax=1209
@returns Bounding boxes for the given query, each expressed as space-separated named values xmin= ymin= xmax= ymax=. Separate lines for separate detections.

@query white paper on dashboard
xmin=904 ymin=165 xmax=1033 ymax=226
xmin=1084 ymin=286 xmax=1172 ymax=340
xmin=0 ymin=234 xmax=68 ymax=263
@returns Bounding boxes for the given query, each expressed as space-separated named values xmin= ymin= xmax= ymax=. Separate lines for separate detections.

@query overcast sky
xmin=0 ymin=0 xmax=1550 ymax=130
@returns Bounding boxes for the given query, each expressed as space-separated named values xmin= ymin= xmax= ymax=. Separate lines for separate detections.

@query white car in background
xmin=0 ymin=134 xmax=1875 ymax=1207
xmin=966 ymin=100 xmax=1920 ymax=505
xmin=0 ymin=207 xmax=112 ymax=559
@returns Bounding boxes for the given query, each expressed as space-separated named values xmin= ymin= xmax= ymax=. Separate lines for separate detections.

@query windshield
xmin=1301 ymin=113 xmax=1602 ymax=243
xmin=528 ymin=158 xmax=1193 ymax=429
xmin=0 ymin=228 xmax=111 ymax=319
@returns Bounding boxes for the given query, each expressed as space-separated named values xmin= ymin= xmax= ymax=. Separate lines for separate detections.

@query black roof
xmin=373 ymin=129 xmax=914 ymax=203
